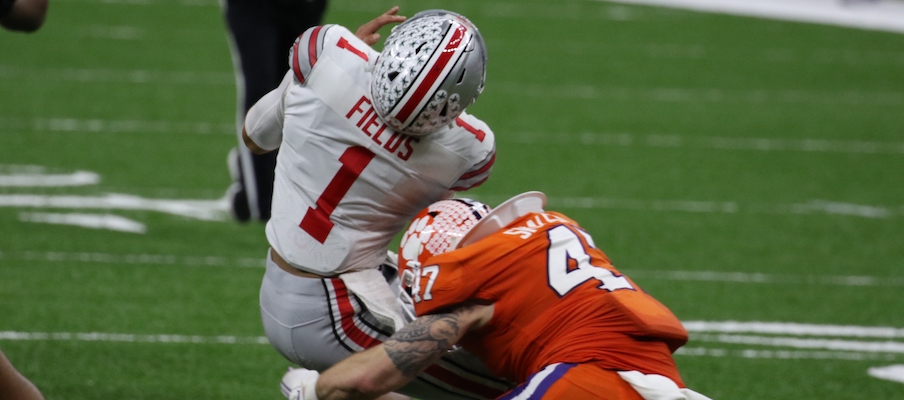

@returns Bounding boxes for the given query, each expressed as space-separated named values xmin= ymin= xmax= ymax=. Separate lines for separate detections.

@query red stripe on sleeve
xmin=451 ymin=175 xmax=489 ymax=191
xmin=459 ymin=153 xmax=495 ymax=180
xmin=292 ymin=39 xmax=304 ymax=83
xmin=308 ymin=25 xmax=323 ymax=69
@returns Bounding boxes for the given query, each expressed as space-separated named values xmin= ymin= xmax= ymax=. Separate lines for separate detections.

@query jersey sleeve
xmin=411 ymin=258 xmax=476 ymax=317
xmin=450 ymin=115 xmax=496 ymax=191
xmin=243 ymin=71 xmax=291 ymax=151
xmin=409 ymin=233 xmax=510 ymax=317
xmin=288 ymin=24 xmax=336 ymax=85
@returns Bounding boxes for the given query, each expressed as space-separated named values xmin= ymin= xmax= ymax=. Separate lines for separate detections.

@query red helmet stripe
xmin=393 ymin=24 xmax=467 ymax=125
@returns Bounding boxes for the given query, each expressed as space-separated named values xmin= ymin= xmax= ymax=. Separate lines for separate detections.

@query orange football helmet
xmin=398 ymin=198 xmax=491 ymax=272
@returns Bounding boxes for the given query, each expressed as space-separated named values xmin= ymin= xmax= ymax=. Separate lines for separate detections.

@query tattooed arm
xmin=314 ymin=303 xmax=494 ymax=400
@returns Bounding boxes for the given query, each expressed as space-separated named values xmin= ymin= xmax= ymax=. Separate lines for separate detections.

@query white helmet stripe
xmin=391 ymin=23 xmax=469 ymax=128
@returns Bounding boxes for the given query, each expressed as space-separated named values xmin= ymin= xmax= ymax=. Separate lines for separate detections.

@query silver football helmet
xmin=370 ymin=10 xmax=488 ymax=136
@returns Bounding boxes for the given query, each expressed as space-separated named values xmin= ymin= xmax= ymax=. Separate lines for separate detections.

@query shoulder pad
xmin=289 ymin=24 xmax=336 ymax=84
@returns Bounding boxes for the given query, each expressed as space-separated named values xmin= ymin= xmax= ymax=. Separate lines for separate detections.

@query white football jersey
xmin=245 ymin=25 xmax=496 ymax=275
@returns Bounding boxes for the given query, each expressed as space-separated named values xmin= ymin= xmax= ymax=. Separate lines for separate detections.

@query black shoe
xmin=226 ymin=148 xmax=251 ymax=223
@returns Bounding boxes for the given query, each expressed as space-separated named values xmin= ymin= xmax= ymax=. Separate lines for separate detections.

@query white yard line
xmin=0 ymin=167 xmax=229 ymax=232
xmin=0 ymin=193 xmax=228 ymax=221
xmin=4 ymin=321 xmax=901 ymax=344
xmin=3 ymin=327 xmax=900 ymax=364
xmin=0 ymin=250 xmax=264 ymax=268
xmin=0 ymin=171 xmax=100 ymax=187
xmin=3 ymin=193 xmax=898 ymax=222
xmin=7 ymin=117 xmax=904 ymax=154
xmin=0 ymin=117 xmax=233 ymax=135
xmin=623 ymin=269 xmax=904 ymax=287
xmin=494 ymin=81 xmax=904 ymax=106
xmin=0 ymin=66 xmax=233 ymax=85
xmin=4 ymin=321 xmax=902 ymax=356
xmin=695 ymin=333 xmax=904 ymax=353
xmin=678 ymin=346 xmax=898 ymax=361
xmin=541 ymin=197 xmax=900 ymax=219
xmin=868 ymin=365 xmax=904 ymax=383
xmin=510 ymin=131 xmax=904 ymax=155
xmin=603 ymin=0 xmax=904 ymax=34
xmin=4 ymin=329 xmax=900 ymax=382
xmin=3 ymin=250 xmax=901 ymax=287
xmin=0 ymin=331 xmax=268 ymax=345
xmin=684 ymin=321 xmax=904 ymax=339
xmin=19 ymin=212 xmax=147 ymax=233
xmin=82 ymin=25 xmax=145 ymax=40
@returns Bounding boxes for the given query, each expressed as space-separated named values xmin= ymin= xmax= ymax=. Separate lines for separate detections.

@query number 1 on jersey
xmin=300 ymin=146 xmax=376 ymax=243
xmin=337 ymin=37 xmax=369 ymax=61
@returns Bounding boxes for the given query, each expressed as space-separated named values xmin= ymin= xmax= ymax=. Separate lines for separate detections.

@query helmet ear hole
xmin=456 ymin=69 xmax=466 ymax=84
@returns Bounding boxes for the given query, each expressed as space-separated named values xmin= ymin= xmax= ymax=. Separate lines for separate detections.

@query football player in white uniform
xmin=242 ymin=9 xmax=511 ymax=400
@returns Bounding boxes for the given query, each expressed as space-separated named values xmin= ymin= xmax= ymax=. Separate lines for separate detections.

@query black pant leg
xmin=223 ymin=0 xmax=326 ymax=221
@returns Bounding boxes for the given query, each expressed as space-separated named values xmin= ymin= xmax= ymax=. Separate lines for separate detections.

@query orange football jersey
xmin=409 ymin=211 xmax=689 ymax=385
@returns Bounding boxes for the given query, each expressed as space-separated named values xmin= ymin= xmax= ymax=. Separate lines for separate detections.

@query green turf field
xmin=2 ymin=0 xmax=903 ymax=398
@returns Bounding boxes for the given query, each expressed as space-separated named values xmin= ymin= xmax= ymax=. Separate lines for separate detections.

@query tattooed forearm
xmin=384 ymin=305 xmax=478 ymax=377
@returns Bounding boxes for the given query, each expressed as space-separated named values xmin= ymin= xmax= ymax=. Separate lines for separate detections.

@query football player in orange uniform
xmin=280 ymin=192 xmax=710 ymax=400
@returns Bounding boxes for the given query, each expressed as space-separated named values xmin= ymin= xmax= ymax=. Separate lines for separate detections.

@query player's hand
xmin=355 ymin=6 xmax=407 ymax=46
xmin=280 ymin=367 xmax=321 ymax=400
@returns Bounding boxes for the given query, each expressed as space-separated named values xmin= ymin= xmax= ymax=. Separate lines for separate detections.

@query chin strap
xmin=398 ymin=258 xmax=420 ymax=323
